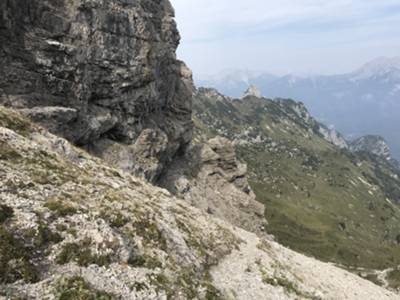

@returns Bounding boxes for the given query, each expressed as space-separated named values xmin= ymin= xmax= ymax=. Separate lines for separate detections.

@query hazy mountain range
xmin=198 ymin=57 xmax=400 ymax=160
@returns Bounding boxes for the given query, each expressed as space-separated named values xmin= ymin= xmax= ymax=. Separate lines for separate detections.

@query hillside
xmin=198 ymin=57 xmax=400 ymax=160
xmin=193 ymin=88 xmax=400 ymax=288
xmin=2 ymin=105 xmax=399 ymax=299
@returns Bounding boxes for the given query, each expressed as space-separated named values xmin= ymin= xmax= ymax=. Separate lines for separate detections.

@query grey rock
xmin=18 ymin=106 xmax=78 ymax=136
xmin=159 ymin=136 xmax=267 ymax=235
xmin=242 ymin=85 xmax=262 ymax=98
xmin=318 ymin=124 xmax=349 ymax=149
xmin=350 ymin=135 xmax=392 ymax=161
xmin=89 ymin=128 xmax=170 ymax=182
xmin=0 ymin=0 xmax=193 ymax=181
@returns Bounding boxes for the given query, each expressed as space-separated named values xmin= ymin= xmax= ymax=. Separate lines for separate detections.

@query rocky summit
xmin=1 ymin=0 xmax=400 ymax=299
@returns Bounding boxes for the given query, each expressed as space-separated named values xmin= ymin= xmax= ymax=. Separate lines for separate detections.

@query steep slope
xmin=1 ymin=105 xmax=399 ymax=300
xmin=0 ymin=0 xmax=193 ymax=182
xmin=193 ymin=88 xmax=400 ymax=280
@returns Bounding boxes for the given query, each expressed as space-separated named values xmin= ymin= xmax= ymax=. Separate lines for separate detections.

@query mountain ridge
xmin=193 ymin=87 xmax=400 ymax=287
xmin=198 ymin=57 xmax=400 ymax=160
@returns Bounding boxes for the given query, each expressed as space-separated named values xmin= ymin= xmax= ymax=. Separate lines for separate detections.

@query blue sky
xmin=170 ymin=0 xmax=400 ymax=79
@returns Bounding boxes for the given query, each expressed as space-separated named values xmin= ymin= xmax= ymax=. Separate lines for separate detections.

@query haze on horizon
xmin=171 ymin=0 xmax=400 ymax=80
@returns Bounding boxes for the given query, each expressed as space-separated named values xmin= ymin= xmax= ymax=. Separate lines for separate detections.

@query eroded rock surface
xmin=350 ymin=135 xmax=392 ymax=161
xmin=0 ymin=0 xmax=193 ymax=181
xmin=159 ymin=136 xmax=267 ymax=235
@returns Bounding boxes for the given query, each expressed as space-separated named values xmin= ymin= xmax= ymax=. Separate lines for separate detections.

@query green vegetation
xmin=44 ymin=201 xmax=77 ymax=217
xmin=387 ymin=269 xmax=400 ymax=290
xmin=0 ymin=106 xmax=34 ymax=137
xmin=0 ymin=141 xmax=22 ymax=161
xmin=0 ymin=205 xmax=13 ymax=223
xmin=128 ymin=254 xmax=162 ymax=269
xmin=0 ymin=226 xmax=38 ymax=284
xmin=56 ymin=238 xmax=111 ymax=267
xmin=193 ymin=88 xmax=400 ymax=270
xmin=258 ymin=263 xmax=321 ymax=300
xmin=100 ymin=210 xmax=129 ymax=228
xmin=130 ymin=214 xmax=168 ymax=251
xmin=55 ymin=276 xmax=115 ymax=300
xmin=146 ymin=269 xmax=224 ymax=300
xmin=0 ymin=208 xmax=63 ymax=284
xmin=262 ymin=273 xmax=299 ymax=295
xmin=34 ymin=221 xmax=63 ymax=248
xmin=130 ymin=281 xmax=148 ymax=292
xmin=360 ymin=273 xmax=382 ymax=286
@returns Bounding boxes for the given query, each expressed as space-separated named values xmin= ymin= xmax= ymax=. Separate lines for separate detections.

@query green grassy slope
xmin=193 ymin=88 xmax=400 ymax=272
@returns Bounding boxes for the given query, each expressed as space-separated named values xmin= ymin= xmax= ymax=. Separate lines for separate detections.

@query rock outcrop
xmin=318 ymin=124 xmax=349 ymax=149
xmin=350 ymin=135 xmax=392 ymax=161
xmin=159 ymin=136 xmax=267 ymax=235
xmin=0 ymin=0 xmax=193 ymax=181
xmin=242 ymin=85 xmax=262 ymax=98
xmin=1 ymin=106 xmax=399 ymax=300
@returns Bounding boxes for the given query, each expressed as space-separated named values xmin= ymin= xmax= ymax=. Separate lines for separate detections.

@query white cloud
xmin=170 ymin=0 xmax=400 ymax=78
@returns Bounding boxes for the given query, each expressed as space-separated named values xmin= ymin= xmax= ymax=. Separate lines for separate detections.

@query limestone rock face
xmin=242 ymin=85 xmax=262 ymax=98
xmin=350 ymin=135 xmax=392 ymax=160
xmin=159 ymin=136 xmax=267 ymax=235
xmin=0 ymin=0 xmax=193 ymax=181
xmin=319 ymin=124 xmax=349 ymax=149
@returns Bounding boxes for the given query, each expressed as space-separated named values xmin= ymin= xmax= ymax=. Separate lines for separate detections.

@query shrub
xmin=56 ymin=276 xmax=114 ymax=300
xmin=44 ymin=201 xmax=77 ymax=217
xmin=0 ymin=226 xmax=38 ymax=284
xmin=56 ymin=239 xmax=111 ymax=267
xmin=0 ymin=205 xmax=13 ymax=223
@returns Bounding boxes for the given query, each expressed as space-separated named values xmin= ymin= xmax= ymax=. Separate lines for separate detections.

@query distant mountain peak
xmin=242 ymin=85 xmax=262 ymax=98
xmin=351 ymin=56 xmax=400 ymax=81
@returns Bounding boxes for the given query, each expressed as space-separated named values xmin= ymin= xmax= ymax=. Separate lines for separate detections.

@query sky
xmin=170 ymin=0 xmax=400 ymax=80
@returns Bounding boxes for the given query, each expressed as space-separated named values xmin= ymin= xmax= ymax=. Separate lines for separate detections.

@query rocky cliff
xmin=0 ymin=0 xmax=193 ymax=181
xmin=159 ymin=136 xmax=267 ymax=235
xmin=350 ymin=135 xmax=392 ymax=161
xmin=0 ymin=0 xmax=267 ymax=237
